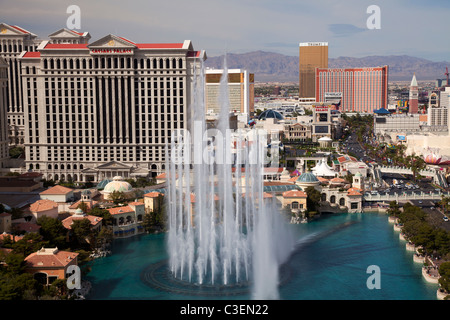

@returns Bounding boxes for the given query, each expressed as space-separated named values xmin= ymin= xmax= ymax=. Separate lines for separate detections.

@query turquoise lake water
xmin=85 ymin=212 xmax=438 ymax=300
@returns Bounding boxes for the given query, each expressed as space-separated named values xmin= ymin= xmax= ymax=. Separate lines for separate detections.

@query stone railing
xmin=363 ymin=190 xmax=450 ymax=202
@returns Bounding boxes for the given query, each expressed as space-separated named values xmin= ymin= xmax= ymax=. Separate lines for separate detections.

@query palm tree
xmin=407 ymin=153 xmax=426 ymax=182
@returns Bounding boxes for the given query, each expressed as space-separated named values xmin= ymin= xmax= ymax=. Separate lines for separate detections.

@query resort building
xmin=48 ymin=28 xmax=91 ymax=44
xmin=0 ymin=23 xmax=41 ymax=146
xmin=319 ymin=173 xmax=364 ymax=213
xmin=18 ymin=30 xmax=206 ymax=182
xmin=107 ymin=201 xmax=145 ymax=238
xmin=428 ymin=89 xmax=448 ymax=128
xmin=39 ymin=185 xmax=74 ymax=203
xmin=68 ymin=189 xmax=99 ymax=214
xmin=0 ymin=57 xmax=8 ymax=168
xmin=295 ymin=171 xmax=321 ymax=190
xmin=0 ymin=211 xmax=11 ymax=233
xmin=144 ymin=191 xmax=163 ymax=214
xmin=315 ymin=66 xmax=389 ymax=114
xmin=205 ymin=68 xmax=254 ymax=122
xmin=101 ymin=176 xmax=135 ymax=200
xmin=0 ymin=175 xmax=41 ymax=192
xmin=29 ymin=199 xmax=59 ymax=221
xmin=61 ymin=208 xmax=103 ymax=241
xmin=299 ymin=42 xmax=328 ymax=99
xmin=283 ymin=122 xmax=312 ymax=142
xmin=24 ymin=247 xmax=78 ymax=286
xmin=281 ymin=190 xmax=307 ymax=212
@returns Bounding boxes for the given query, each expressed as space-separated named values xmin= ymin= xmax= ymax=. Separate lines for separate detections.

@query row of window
xmin=42 ymin=57 xmax=184 ymax=70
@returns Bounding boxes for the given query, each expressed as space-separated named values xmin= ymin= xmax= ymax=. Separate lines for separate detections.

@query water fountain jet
xmin=166 ymin=57 xmax=295 ymax=299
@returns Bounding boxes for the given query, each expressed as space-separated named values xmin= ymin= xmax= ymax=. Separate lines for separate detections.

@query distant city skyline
xmin=2 ymin=0 xmax=450 ymax=61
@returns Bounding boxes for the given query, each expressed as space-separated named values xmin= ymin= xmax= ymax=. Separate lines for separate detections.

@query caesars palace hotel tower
xmin=17 ymin=28 xmax=205 ymax=183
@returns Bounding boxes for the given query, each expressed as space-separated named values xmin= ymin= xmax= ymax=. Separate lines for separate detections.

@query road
xmin=342 ymin=131 xmax=450 ymax=229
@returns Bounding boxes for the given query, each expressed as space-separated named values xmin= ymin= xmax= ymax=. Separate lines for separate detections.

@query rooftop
xmin=30 ymin=199 xmax=58 ymax=213
xmin=40 ymin=185 xmax=73 ymax=195
xmin=25 ymin=247 xmax=78 ymax=268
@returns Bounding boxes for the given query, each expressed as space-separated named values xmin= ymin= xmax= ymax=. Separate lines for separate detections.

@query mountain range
xmin=204 ymin=51 xmax=450 ymax=83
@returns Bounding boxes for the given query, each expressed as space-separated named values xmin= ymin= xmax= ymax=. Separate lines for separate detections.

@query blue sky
xmin=2 ymin=0 xmax=449 ymax=61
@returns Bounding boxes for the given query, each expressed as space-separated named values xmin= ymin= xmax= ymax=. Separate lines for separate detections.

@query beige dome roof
xmin=103 ymin=176 xmax=133 ymax=194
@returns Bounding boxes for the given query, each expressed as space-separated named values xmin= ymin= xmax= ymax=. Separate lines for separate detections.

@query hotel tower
xmin=0 ymin=23 xmax=41 ymax=146
xmin=299 ymin=42 xmax=328 ymax=100
xmin=16 ymin=27 xmax=205 ymax=183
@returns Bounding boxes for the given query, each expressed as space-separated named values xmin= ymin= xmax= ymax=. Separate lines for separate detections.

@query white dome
xmin=103 ymin=176 xmax=133 ymax=194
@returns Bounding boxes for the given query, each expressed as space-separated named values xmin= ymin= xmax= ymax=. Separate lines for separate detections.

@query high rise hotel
xmin=299 ymin=42 xmax=328 ymax=99
xmin=315 ymin=66 xmax=389 ymax=113
xmin=10 ymin=26 xmax=205 ymax=183
xmin=0 ymin=23 xmax=41 ymax=146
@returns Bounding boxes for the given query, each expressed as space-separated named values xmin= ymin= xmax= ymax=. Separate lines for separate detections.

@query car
xmin=444 ymin=216 xmax=449 ymax=222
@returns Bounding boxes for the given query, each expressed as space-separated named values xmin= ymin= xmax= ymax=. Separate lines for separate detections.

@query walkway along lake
xmin=84 ymin=212 xmax=438 ymax=300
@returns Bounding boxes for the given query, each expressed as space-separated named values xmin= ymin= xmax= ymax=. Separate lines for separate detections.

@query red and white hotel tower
xmin=315 ymin=66 xmax=388 ymax=113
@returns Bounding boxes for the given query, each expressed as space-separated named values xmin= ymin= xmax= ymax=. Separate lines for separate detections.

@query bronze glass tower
xmin=299 ymin=42 xmax=328 ymax=99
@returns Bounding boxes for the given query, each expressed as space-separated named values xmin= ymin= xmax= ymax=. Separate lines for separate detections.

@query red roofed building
xmin=62 ymin=208 xmax=102 ymax=230
xmin=30 ymin=199 xmax=59 ymax=221
xmin=48 ymin=28 xmax=91 ymax=44
xmin=24 ymin=247 xmax=78 ymax=286
xmin=40 ymin=185 xmax=74 ymax=203
xmin=144 ymin=192 xmax=163 ymax=214
xmin=62 ymin=208 xmax=102 ymax=242
xmin=281 ymin=190 xmax=307 ymax=212
xmin=107 ymin=202 xmax=145 ymax=238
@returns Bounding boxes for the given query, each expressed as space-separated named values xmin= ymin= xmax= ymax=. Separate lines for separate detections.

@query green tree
xmin=9 ymin=147 xmax=24 ymax=158
xmin=37 ymin=216 xmax=67 ymax=249
xmin=96 ymin=227 xmax=113 ymax=249
xmin=440 ymin=195 xmax=450 ymax=216
xmin=305 ymin=186 xmax=321 ymax=217
xmin=387 ymin=201 xmax=401 ymax=218
xmin=90 ymin=207 xmax=112 ymax=226
xmin=11 ymin=233 xmax=47 ymax=257
xmin=0 ymin=272 xmax=39 ymax=300
xmin=109 ymin=190 xmax=126 ymax=205
xmin=71 ymin=219 xmax=93 ymax=246
xmin=438 ymin=262 xmax=450 ymax=295
xmin=76 ymin=201 xmax=89 ymax=213
xmin=406 ymin=153 xmax=426 ymax=182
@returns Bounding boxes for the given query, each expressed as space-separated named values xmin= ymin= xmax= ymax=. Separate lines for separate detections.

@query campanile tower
xmin=409 ymin=73 xmax=419 ymax=114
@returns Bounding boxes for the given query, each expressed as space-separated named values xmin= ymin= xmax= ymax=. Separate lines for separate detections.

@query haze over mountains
xmin=204 ymin=51 xmax=450 ymax=83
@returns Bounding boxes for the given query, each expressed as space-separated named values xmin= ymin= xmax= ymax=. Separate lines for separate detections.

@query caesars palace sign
xmin=90 ymin=48 xmax=133 ymax=55
xmin=90 ymin=40 xmax=134 ymax=55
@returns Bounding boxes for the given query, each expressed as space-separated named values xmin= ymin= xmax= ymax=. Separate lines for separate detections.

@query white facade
xmin=205 ymin=68 xmax=254 ymax=122
xmin=19 ymin=32 xmax=206 ymax=183
xmin=0 ymin=58 xmax=8 ymax=168
xmin=0 ymin=23 xmax=40 ymax=146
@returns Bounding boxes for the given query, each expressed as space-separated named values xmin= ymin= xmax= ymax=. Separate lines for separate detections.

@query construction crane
xmin=446 ymin=66 xmax=449 ymax=87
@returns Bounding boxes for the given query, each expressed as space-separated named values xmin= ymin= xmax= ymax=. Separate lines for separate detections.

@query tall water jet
xmin=166 ymin=56 xmax=295 ymax=299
